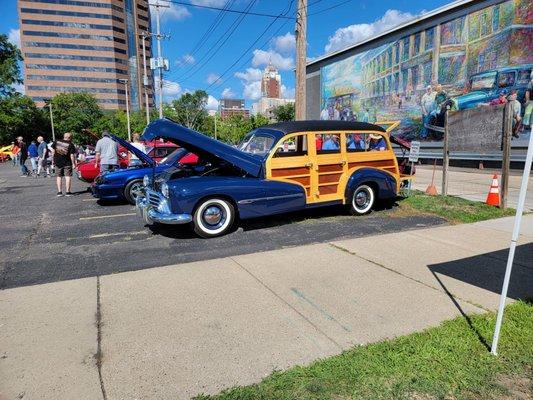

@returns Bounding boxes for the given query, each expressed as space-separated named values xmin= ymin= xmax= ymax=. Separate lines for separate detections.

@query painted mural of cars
xmin=91 ymin=135 xmax=198 ymax=204
xmin=136 ymin=119 xmax=409 ymax=238
xmin=451 ymin=64 xmax=532 ymax=110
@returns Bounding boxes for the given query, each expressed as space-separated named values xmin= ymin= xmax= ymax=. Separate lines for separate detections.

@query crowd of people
xmin=8 ymin=130 xmax=147 ymax=197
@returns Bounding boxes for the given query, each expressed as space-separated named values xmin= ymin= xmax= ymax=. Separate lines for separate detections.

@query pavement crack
xmin=229 ymin=257 xmax=344 ymax=351
xmin=95 ymin=275 xmax=107 ymax=400
xmin=327 ymin=243 xmax=490 ymax=313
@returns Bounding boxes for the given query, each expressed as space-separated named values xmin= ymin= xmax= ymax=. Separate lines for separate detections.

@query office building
xmin=219 ymin=98 xmax=250 ymax=119
xmin=18 ymin=0 xmax=154 ymax=110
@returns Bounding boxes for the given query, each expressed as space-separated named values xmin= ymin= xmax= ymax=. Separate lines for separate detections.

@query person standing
xmin=17 ymin=137 xmax=29 ymax=177
xmin=28 ymin=140 xmax=39 ymax=176
xmin=420 ymin=85 xmax=436 ymax=139
xmin=523 ymin=77 xmax=533 ymax=131
xmin=507 ymin=90 xmax=522 ymax=138
xmin=95 ymin=131 xmax=119 ymax=173
xmin=37 ymin=136 xmax=50 ymax=177
xmin=51 ymin=132 xmax=77 ymax=196
xmin=129 ymin=133 xmax=146 ymax=167
xmin=11 ymin=141 xmax=19 ymax=166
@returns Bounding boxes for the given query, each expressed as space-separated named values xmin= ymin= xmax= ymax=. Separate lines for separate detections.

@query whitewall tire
xmin=350 ymin=184 xmax=375 ymax=215
xmin=193 ymin=198 xmax=235 ymax=238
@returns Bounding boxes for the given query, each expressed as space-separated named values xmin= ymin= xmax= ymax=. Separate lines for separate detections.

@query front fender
xmin=345 ymin=168 xmax=397 ymax=201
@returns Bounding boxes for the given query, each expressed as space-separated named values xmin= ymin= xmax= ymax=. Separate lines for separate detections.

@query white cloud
xmin=206 ymin=95 xmax=219 ymax=110
xmin=206 ymin=73 xmax=221 ymax=84
xmin=175 ymin=54 xmax=195 ymax=66
xmin=324 ymin=9 xmax=416 ymax=54
xmin=221 ymin=87 xmax=235 ymax=99
xmin=235 ymin=68 xmax=263 ymax=101
xmin=156 ymin=76 xmax=182 ymax=100
xmin=273 ymin=32 xmax=295 ymax=54
xmin=8 ymin=28 xmax=20 ymax=47
xmin=281 ymin=85 xmax=295 ymax=99
xmin=252 ymin=49 xmax=294 ymax=70
xmin=150 ymin=1 xmax=191 ymax=21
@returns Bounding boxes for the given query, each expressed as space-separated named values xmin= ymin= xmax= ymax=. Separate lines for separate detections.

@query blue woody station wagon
xmin=136 ymin=119 xmax=409 ymax=238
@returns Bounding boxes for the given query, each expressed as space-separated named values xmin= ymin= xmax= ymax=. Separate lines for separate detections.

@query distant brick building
xmin=219 ymin=98 xmax=250 ymax=119
xmin=261 ymin=62 xmax=281 ymax=98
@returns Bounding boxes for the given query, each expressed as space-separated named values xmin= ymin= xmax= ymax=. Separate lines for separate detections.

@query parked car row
xmin=87 ymin=119 xmax=412 ymax=238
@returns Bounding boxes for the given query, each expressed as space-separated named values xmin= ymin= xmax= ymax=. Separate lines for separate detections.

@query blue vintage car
xmin=136 ymin=119 xmax=407 ymax=238
xmin=451 ymin=64 xmax=532 ymax=110
xmin=92 ymin=135 xmax=198 ymax=204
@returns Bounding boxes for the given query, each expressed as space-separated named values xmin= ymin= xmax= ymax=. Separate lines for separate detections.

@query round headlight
xmin=161 ymin=182 xmax=170 ymax=198
xmin=143 ymin=174 xmax=151 ymax=187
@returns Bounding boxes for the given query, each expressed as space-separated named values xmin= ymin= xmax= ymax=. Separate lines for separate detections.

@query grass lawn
xmin=399 ymin=192 xmax=516 ymax=224
xmin=194 ymin=301 xmax=533 ymax=400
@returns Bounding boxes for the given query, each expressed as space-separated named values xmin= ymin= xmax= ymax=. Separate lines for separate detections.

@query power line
xmin=308 ymin=0 xmax=352 ymax=16
xmin=156 ymin=0 xmax=294 ymax=19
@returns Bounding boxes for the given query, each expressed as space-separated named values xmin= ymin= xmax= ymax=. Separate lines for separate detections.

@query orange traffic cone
xmin=486 ymin=174 xmax=500 ymax=207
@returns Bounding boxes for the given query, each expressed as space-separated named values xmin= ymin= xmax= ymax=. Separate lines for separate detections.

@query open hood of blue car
xmin=141 ymin=118 xmax=263 ymax=177
xmin=111 ymin=134 xmax=154 ymax=166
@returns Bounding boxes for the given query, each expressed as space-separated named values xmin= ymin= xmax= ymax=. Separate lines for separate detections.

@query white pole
xmin=490 ymin=129 xmax=533 ymax=356
xmin=141 ymin=32 xmax=150 ymax=125
xmin=49 ymin=103 xmax=55 ymax=142
xmin=155 ymin=1 xmax=163 ymax=119
xmin=120 ymin=79 xmax=131 ymax=141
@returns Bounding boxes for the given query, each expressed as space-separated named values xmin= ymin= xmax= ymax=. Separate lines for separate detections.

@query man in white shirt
xmin=129 ymin=133 xmax=147 ymax=166
xmin=420 ymin=85 xmax=436 ymax=139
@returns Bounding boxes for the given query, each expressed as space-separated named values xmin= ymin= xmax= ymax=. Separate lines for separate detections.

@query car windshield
xmin=237 ymin=132 xmax=275 ymax=156
xmin=158 ymin=148 xmax=187 ymax=165
xmin=470 ymin=72 xmax=497 ymax=90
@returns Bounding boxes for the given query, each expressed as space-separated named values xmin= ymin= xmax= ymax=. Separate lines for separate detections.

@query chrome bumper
xmin=136 ymin=190 xmax=192 ymax=225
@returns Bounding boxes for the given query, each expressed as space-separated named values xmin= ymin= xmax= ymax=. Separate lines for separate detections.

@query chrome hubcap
xmin=355 ymin=190 xmax=369 ymax=208
xmin=203 ymin=206 xmax=223 ymax=226
xmin=130 ymin=182 xmax=143 ymax=199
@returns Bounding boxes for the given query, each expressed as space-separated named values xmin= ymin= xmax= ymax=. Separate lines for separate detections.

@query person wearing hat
xmin=420 ymin=84 xmax=436 ymax=139
xmin=368 ymin=134 xmax=386 ymax=151
xmin=489 ymin=89 xmax=508 ymax=106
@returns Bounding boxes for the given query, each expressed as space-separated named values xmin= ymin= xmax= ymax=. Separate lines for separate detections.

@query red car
xmin=77 ymin=141 xmax=178 ymax=182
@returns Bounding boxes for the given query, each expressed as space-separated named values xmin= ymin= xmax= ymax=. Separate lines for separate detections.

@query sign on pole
xmin=409 ymin=141 xmax=421 ymax=162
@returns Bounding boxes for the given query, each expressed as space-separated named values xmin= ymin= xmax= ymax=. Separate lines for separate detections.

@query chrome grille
xmin=146 ymin=190 xmax=162 ymax=208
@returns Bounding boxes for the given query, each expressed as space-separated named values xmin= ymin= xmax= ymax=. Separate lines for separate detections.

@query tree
xmin=0 ymin=94 xmax=49 ymax=144
xmin=271 ymin=103 xmax=295 ymax=122
xmin=0 ymin=34 xmax=23 ymax=98
xmin=50 ymin=93 xmax=102 ymax=144
xmin=166 ymin=90 xmax=209 ymax=131
xmin=250 ymin=113 xmax=270 ymax=128
xmin=93 ymin=109 xmax=148 ymax=140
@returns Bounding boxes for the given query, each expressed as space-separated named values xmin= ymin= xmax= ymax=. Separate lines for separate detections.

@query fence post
xmin=501 ymin=104 xmax=512 ymax=209
xmin=442 ymin=110 xmax=449 ymax=196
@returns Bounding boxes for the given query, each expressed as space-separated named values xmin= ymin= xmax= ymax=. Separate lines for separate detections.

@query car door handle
xmin=340 ymin=160 xmax=347 ymax=166
xmin=305 ymin=162 xmax=313 ymax=168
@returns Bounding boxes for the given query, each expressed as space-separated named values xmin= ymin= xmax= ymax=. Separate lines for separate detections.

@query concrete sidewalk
xmin=412 ymin=166 xmax=533 ymax=210
xmin=1 ymin=216 xmax=532 ymax=399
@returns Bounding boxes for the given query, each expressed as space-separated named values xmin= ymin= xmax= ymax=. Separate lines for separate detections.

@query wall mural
xmin=320 ymin=0 xmax=533 ymax=142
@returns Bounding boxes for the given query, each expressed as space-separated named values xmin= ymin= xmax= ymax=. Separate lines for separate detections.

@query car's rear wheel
xmin=193 ymin=198 xmax=235 ymax=238
xmin=350 ymin=184 xmax=375 ymax=215
xmin=124 ymin=179 xmax=143 ymax=204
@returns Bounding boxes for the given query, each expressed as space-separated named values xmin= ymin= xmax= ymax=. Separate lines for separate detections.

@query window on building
xmin=492 ymin=5 xmax=500 ymax=32
xmin=25 ymin=53 xmax=127 ymax=64
xmin=425 ymin=27 xmax=435 ymax=51
xmin=440 ymin=16 xmax=465 ymax=45
xmin=24 ymin=42 xmax=127 ymax=54
xmin=21 ymin=8 xmax=124 ymax=22
xmin=480 ymin=11 xmax=491 ymax=36
xmin=413 ymin=33 xmax=421 ymax=55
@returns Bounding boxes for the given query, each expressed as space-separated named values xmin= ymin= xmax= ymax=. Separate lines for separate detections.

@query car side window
xmin=273 ymin=135 xmax=308 ymax=157
xmin=498 ymin=72 xmax=516 ymax=88
xmin=517 ymin=70 xmax=531 ymax=85
xmin=316 ymin=133 xmax=341 ymax=154
xmin=346 ymin=133 xmax=367 ymax=152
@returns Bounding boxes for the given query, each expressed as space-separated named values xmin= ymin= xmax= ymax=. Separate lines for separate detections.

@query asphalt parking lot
xmin=0 ymin=163 xmax=445 ymax=290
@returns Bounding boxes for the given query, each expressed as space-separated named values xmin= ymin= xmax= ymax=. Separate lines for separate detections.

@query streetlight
xmin=140 ymin=31 xmax=150 ymax=125
xmin=43 ymin=98 xmax=55 ymax=142
xmin=119 ymin=78 xmax=131 ymax=141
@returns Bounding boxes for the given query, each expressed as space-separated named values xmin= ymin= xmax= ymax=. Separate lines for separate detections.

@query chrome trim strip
xmin=238 ymin=193 xmax=304 ymax=205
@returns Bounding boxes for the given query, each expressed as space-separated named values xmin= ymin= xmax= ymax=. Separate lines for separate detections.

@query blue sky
xmin=2 ymin=0 xmax=452 ymax=108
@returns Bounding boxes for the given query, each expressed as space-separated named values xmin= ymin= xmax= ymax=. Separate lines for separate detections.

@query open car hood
xmin=390 ymin=134 xmax=411 ymax=150
xmin=111 ymin=134 xmax=154 ymax=166
xmin=141 ymin=118 xmax=263 ymax=177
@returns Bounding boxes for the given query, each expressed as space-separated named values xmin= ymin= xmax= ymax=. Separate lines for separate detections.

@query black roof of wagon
xmin=261 ymin=120 xmax=386 ymax=135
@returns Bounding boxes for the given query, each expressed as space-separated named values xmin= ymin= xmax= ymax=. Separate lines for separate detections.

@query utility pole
xmin=140 ymin=31 xmax=150 ymax=125
xmin=119 ymin=78 xmax=131 ymax=141
xmin=153 ymin=1 xmax=170 ymax=119
xmin=48 ymin=102 xmax=55 ymax=142
xmin=295 ymin=0 xmax=307 ymax=121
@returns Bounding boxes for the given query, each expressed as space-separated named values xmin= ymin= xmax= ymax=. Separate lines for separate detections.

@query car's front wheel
xmin=350 ymin=184 xmax=375 ymax=215
xmin=124 ymin=179 xmax=143 ymax=204
xmin=193 ymin=198 xmax=235 ymax=238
